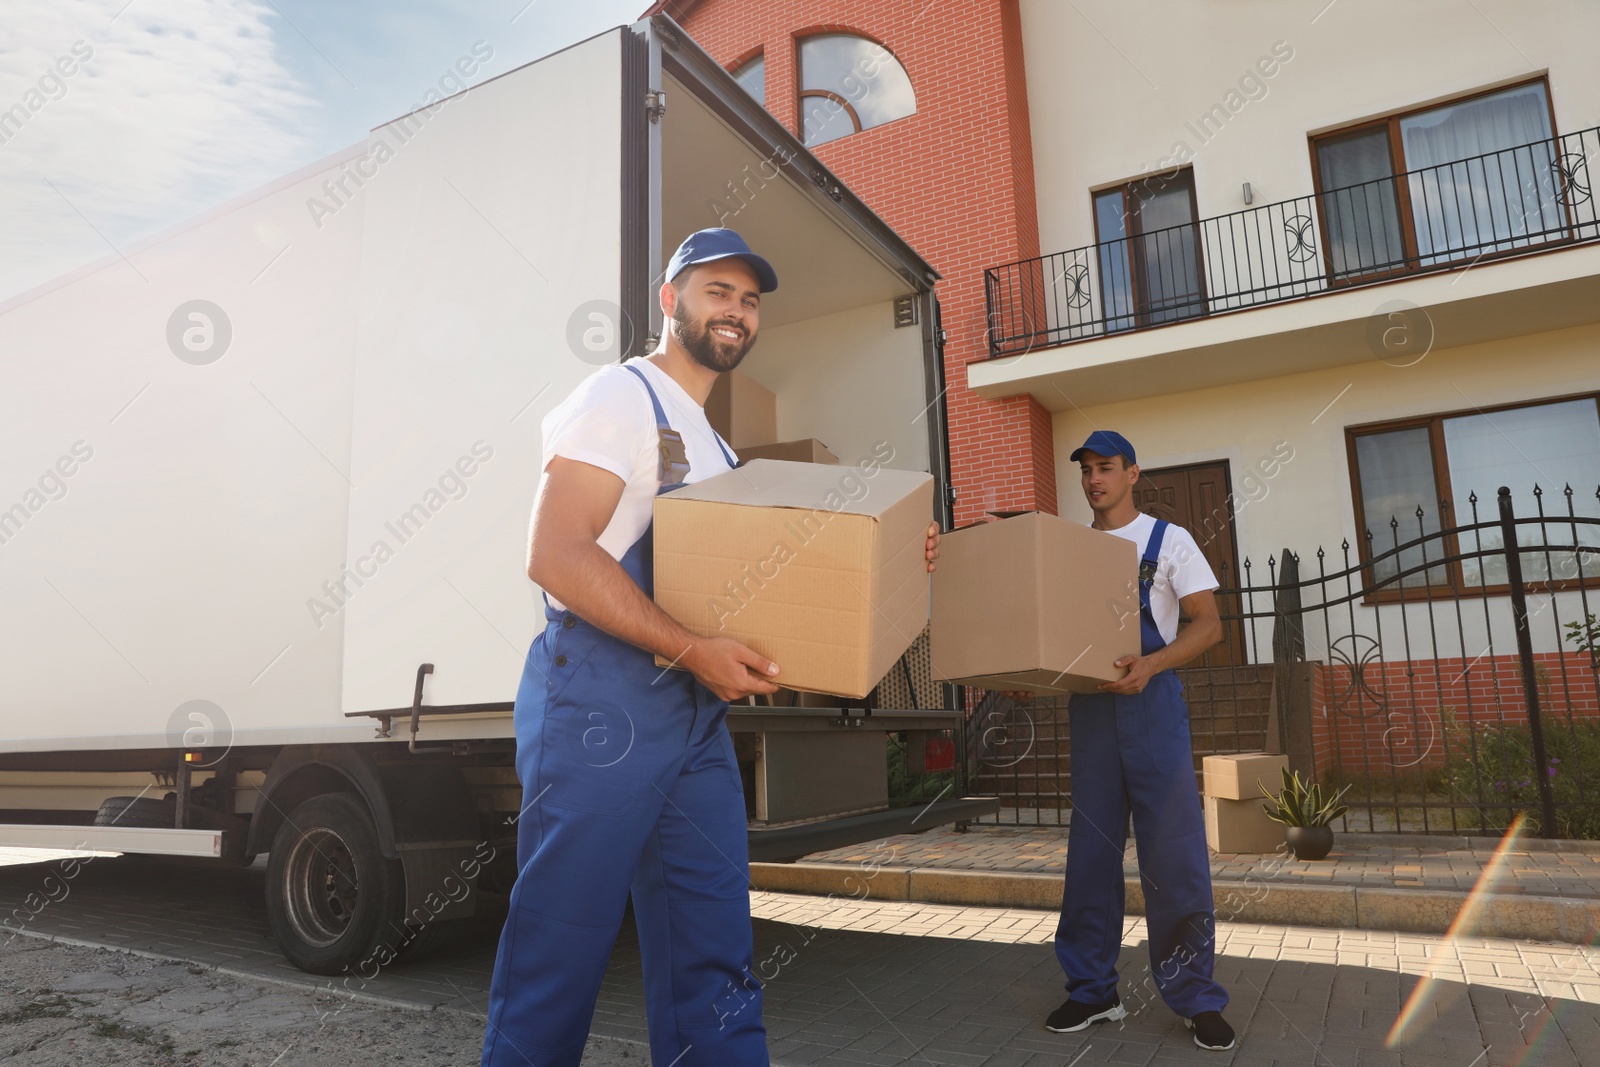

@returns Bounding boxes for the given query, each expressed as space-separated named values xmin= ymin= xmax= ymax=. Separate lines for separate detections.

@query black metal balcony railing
xmin=984 ymin=125 xmax=1600 ymax=357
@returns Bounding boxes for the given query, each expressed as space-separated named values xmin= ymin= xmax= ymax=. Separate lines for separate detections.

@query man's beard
xmin=672 ymin=303 xmax=754 ymax=372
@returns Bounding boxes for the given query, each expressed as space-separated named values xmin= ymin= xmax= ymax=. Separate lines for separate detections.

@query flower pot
xmin=1285 ymin=824 xmax=1334 ymax=861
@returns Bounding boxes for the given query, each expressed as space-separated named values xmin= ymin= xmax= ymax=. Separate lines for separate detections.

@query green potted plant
xmin=1258 ymin=767 xmax=1351 ymax=860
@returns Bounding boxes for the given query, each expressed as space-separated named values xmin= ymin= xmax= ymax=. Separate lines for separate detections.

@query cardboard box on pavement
xmin=705 ymin=370 xmax=776 ymax=448
xmin=653 ymin=459 xmax=934 ymax=699
xmin=1204 ymin=794 xmax=1287 ymax=854
xmin=929 ymin=512 xmax=1139 ymax=696
xmin=737 ymin=438 xmax=839 ymax=465
xmin=1203 ymin=752 xmax=1290 ymax=801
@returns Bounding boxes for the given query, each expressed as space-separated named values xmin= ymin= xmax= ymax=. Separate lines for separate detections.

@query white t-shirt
xmin=1097 ymin=512 xmax=1218 ymax=645
xmin=539 ymin=359 xmax=735 ymax=609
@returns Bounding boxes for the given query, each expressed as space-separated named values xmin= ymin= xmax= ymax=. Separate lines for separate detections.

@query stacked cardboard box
xmin=1201 ymin=752 xmax=1289 ymax=853
xmin=707 ymin=370 xmax=842 ymax=467
xmin=737 ymin=439 xmax=839 ymax=464
xmin=705 ymin=370 xmax=776 ymax=448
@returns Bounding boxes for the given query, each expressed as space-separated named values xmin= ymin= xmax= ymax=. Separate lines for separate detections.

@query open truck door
xmin=0 ymin=16 xmax=992 ymax=975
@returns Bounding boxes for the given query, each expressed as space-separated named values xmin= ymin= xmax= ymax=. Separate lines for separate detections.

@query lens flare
xmin=1385 ymin=813 xmax=1528 ymax=1049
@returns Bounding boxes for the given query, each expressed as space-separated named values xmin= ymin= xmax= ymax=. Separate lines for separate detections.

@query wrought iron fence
xmin=984 ymin=125 xmax=1600 ymax=356
xmin=965 ymin=484 xmax=1600 ymax=839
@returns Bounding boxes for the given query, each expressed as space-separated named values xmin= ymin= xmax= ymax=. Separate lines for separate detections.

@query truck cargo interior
xmin=659 ymin=69 xmax=933 ymax=478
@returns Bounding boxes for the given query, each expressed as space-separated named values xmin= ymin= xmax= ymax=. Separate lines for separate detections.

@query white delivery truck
xmin=0 ymin=16 xmax=989 ymax=974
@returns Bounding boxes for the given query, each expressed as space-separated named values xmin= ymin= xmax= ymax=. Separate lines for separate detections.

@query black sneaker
xmin=1045 ymin=994 xmax=1125 ymax=1032
xmin=1186 ymin=1011 xmax=1236 ymax=1051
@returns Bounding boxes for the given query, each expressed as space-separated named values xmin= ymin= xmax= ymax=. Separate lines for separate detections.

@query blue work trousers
xmin=480 ymin=608 xmax=768 ymax=1066
xmin=1056 ymin=671 xmax=1229 ymax=1017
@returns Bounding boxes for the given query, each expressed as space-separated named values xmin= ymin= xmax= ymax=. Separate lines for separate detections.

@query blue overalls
xmin=1055 ymin=519 xmax=1229 ymax=1017
xmin=481 ymin=364 xmax=769 ymax=1067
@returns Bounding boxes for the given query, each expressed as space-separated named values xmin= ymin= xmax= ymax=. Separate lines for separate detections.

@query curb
xmin=749 ymin=862 xmax=1600 ymax=945
xmin=1329 ymin=832 xmax=1600 ymax=855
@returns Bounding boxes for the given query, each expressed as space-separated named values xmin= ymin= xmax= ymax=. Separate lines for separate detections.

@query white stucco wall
xmin=1019 ymin=0 xmax=1600 ymax=256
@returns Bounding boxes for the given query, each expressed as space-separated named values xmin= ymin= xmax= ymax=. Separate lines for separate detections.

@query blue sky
xmin=0 ymin=0 xmax=650 ymax=302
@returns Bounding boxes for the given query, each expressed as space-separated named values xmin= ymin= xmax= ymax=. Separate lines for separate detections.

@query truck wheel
xmin=264 ymin=792 xmax=404 ymax=975
xmin=94 ymin=795 xmax=238 ymax=832
xmin=94 ymin=795 xmax=176 ymax=828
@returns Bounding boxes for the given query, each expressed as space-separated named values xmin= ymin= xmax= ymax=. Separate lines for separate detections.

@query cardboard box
xmin=705 ymin=370 xmax=776 ymax=448
xmin=737 ymin=438 xmax=839 ymax=465
xmin=929 ymin=512 xmax=1139 ymax=696
xmin=653 ymin=459 xmax=934 ymax=698
xmin=1204 ymin=795 xmax=1287 ymax=854
xmin=1203 ymin=752 xmax=1290 ymax=801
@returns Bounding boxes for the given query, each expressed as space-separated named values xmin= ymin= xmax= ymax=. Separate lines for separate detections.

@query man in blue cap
xmin=1008 ymin=430 xmax=1235 ymax=1052
xmin=480 ymin=228 xmax=942 ymax=1066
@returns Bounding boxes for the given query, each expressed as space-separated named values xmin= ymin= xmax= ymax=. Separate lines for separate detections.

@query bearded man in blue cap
xmin=480 ymin=228 xmax=942 ymax=1067
xmin=1008 ymin=430 xmax=1236 ymax=1052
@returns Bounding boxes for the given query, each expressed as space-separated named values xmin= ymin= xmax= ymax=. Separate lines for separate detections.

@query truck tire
xmin=94 ymin=795 xmax=176 ymax=828
xmin=264 ymin=792 xmax=405 ymax=975
xmin=95 ymin=795 xmax=240 ymax=832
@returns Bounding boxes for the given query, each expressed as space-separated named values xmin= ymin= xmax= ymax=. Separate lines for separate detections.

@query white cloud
xmin=0 ymin=0 xmax=312 ymax=302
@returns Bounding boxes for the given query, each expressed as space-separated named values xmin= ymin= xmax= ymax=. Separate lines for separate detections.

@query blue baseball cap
xmin=666 ymin=228 xmax=779 ymax=293
xmin=1070 ymin=430 xmax=1137 ymax=465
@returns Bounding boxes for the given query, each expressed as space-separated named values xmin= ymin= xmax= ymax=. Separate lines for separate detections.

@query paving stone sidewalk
xmin=800 ymin=825 xmax=1600 ymax=899
xmin=6 ymin=853 xmax=1600 ymax=1064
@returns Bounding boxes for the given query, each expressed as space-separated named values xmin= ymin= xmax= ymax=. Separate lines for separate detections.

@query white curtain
xmin=1443 ymin=398 xmax=1600 ymax=584
xmin=1402 ymin=83 xmax=1560 ymax=260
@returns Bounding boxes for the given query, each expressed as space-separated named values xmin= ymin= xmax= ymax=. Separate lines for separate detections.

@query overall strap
xmin=622 ymin=362 xmax=738 ymax=473
xmin=623 ymin=363 xmax=671 ymax=429
xmin=709 ymin=429 xmax=738 ymax=470
xmin=1138 ymin=519 xmax=1171 ymax=652
xmin=1139 ymin=519 xmax=1171 ymax=593
xmin=623 ymin=363 xmax=690 ymax=488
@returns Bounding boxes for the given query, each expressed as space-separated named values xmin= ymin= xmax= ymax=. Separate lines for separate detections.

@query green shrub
xmin=1443 ymin=718 xmax=1600 ymax=839
xmin=1566 ymin=613 xmax=1600 ymax=671
xmin=1316 ymin=704 xmax=1600 ymax=839
xmin=886 ymin=735 xmax=955 ymax=806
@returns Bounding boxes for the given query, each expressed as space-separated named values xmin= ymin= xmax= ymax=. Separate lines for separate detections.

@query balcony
xmin=983 ymin=126 xmax=1600 ymax=369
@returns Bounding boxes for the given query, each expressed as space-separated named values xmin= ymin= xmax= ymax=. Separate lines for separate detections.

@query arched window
xmin=731 ymin=54 xmax=765 ymax=106
xmin=797 ymin=33 xmax=915 ymax=147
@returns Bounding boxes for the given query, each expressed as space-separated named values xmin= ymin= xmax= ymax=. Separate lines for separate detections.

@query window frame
xmin=793 ymin=30 xmax=916 ymax=148
xmin=798 ymin=88 xmax=863 ymax=142
xmin=1089 ymin=167 xmax=1208 ymax=330
xmin=728 ymin=50 xmax=766 ymax=106
xmin=1308 ymin=76 xmax=1565 ymax=285
xmin=1344 ymin=390 xmax=1600 ymax=601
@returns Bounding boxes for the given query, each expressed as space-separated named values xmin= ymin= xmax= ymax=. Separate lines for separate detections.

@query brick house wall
xmin=646 ymin=0 xmax=1057 ymax=524
xmin=1308 ymin=652 xmax=1600 ymax=772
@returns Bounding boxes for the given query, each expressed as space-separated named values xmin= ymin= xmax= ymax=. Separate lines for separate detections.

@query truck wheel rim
xmin=283 ymin=826 xmax=361 ymax=949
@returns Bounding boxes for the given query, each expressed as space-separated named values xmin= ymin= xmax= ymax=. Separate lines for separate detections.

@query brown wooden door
xmin=1133 ymin=461 xmax=1250 ymax=666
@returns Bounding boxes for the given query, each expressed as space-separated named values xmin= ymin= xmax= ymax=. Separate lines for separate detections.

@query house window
xmin=1312 ymin=79 xmax=1562 ymax=281
xmin=1347 ymin=395 xmax=1600 ymax=590
xmin=731 ymin=54 xmax=765 ymax=106
xmin=1092 ymin=168 xmax=1206 ymax=330
xmin=797 ymin=33 xmax=915 ymax=148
